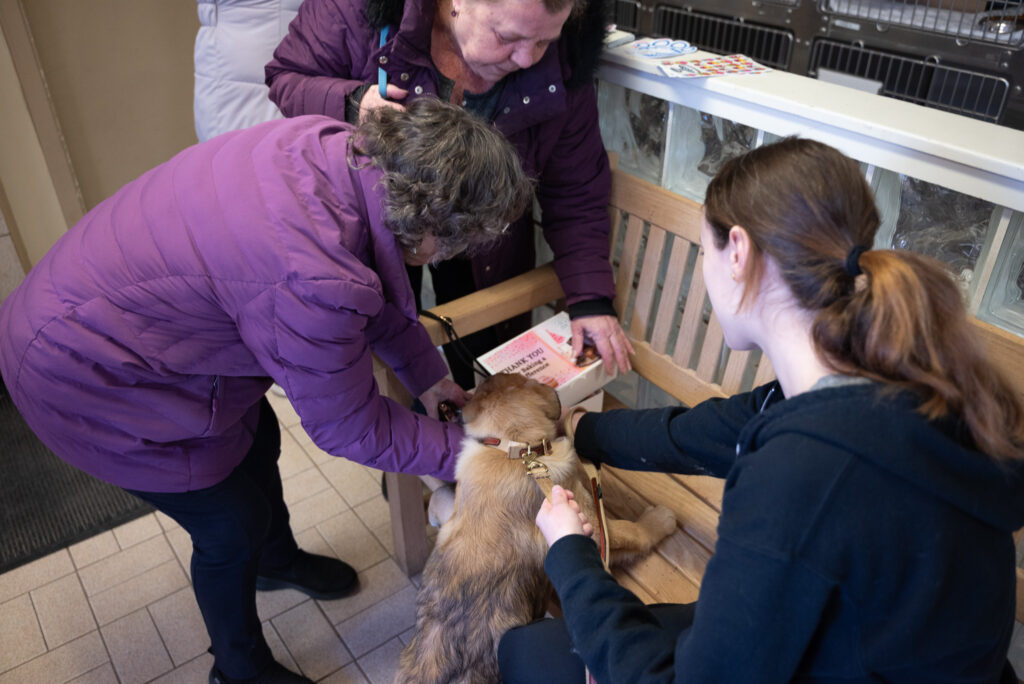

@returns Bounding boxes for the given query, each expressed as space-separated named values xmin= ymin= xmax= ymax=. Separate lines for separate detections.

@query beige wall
xmin=0 ymin=0 xmax=197 ymax=274
xmin=0 ymin=17 xmax=66 ymax=275
xmin=22 ymin=0 xmax=198 ymax=209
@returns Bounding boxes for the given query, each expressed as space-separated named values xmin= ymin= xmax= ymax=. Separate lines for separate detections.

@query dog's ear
xmin=539 ymin=385 xmax=561 ymax=422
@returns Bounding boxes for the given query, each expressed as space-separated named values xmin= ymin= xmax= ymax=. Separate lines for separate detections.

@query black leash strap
xmin=419 ymin=310 xmax=492 ymax=380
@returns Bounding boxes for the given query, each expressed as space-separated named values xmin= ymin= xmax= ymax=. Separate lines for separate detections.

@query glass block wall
xmin=597 ymin=81 xmax=1024 ymax=340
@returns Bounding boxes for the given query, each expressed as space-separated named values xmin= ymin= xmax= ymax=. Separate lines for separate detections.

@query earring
xmin=730 ymin=272 xmax=736 ymax=281
xmin=412 ymin=247 xmax=418 ymax=255
xmin=451 ymin=9 xmax=457 ymax=16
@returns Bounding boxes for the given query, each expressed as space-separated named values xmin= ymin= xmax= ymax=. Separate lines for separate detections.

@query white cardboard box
xmin=476 ymin=312 xmax=616 ymax=410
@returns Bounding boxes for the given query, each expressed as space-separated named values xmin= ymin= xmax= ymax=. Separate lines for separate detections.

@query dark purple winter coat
xmin=0 ymin=116 xmax=464 ymax=492
xmin=265 ymin=0 xmax=616 ymax=307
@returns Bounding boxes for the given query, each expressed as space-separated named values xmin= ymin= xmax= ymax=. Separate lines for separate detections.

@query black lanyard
xmin=419 ymin=310 xmax=493 ymax=380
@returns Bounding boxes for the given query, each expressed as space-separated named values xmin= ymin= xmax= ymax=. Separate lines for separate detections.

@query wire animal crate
xmin=810 ymin=38 xmax=1010 ymax=121
xmin=653 ymin=7 xmax=796 ymax=68
xmin=822 ymin=0 xmax=1024 ymax=48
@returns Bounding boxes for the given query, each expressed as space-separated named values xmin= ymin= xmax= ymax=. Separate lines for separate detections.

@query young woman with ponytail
xmin=498 ymin=137 xmax=1024 ymax=684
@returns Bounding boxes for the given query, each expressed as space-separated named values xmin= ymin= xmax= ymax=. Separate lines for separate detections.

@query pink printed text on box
xmin=477 ymin=312 xmax=615 ymax=409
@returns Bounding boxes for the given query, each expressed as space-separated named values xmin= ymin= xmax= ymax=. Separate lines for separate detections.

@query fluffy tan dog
xmin=395 ymin=373 xmax=676 ymax=684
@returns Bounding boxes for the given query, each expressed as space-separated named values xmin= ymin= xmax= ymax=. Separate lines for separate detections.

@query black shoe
xmin=209 ymin=661 xmax=313 ymax=683
xmin=256 ymin=550 xmax=359 ymax=600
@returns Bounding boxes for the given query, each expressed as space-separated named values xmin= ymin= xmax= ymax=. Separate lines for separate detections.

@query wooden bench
xmin=379 ymin=160 xmax=1024 ymax=638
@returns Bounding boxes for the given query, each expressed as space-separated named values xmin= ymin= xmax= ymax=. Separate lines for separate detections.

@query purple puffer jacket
xmin=264 ymin=0 xmax=616 ymax=305
xmin=0 ymin=116 xmax=463 ymax=492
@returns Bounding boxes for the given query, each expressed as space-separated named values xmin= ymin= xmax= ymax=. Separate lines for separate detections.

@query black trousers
xmin=498 ymin=603 xmax=697 ymax=683
xmin=128 ymin=398 xmax=298 ymax=679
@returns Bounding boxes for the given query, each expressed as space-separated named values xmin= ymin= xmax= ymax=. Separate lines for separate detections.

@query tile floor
xmin=4 ymin=385 xmax=1024 ymax=683
xmin=0 ymin=391 xmax=435 ymax=684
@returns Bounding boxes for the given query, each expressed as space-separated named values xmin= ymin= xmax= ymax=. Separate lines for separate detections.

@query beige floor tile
xmin=89 ymin=559 xmax=188 ymax=626
xmin=0 ymin=550 xmax=75 ymax=604
xmin=66 ymin=662 xmax=118 ymax=684
xmin=149 ymin=652 xmax=214 ymax=684
xmin=279 ymin=429 xmax=315 ymax=479
xmin=154 ymin=511 xmax=181 ymax=533
xmin=267 ymin=394 xmax=301 ymax=428
xmin=355 ymin=637 xmax=405 ymax=684
xmin=32 ymin=573 xmax=96 ymax=649
xmin=291 ymin=428 xmax=333 ymax=465
xmin=256 ymin=586 xmax=308 ymax=623
xmin=148 ymin=588 xmax=208 ymax=666
xmin=318 ymin=559 xmax=412 ymax=625
xmin=319 ymin=661 xmax=370 ymax=684
xmin=100 ymin=609 xmax=173 ymax=684
xmin=112 ymin=514 xmax=162 ymax=549
xmin=78 ymin=536 xmax=174 ymax=596
xmin=371 ymin=519 xmax=435 ymax=560
xmin=369 ymin=523 xmax=396 ymax=557
xmin=352 ymin=496 xmax=390 ymax=532
xmin=334 ymin=585 xmax=417 ymax=657
xmin=365 ymin=518 xmax=397 ymax=554
xmin=165 ymin=526 xmax=194 ymax=574
xmin=262 ymin=621 xmax=299 ymax=673
xmin=318 ymin=459 xmax=382 ymax=508
xmin=287 ymin=489 xmax=349 ymax=534
xmin=295 ymin=526 xmax=334 ymax=558
xmin=316 ymin=511 xmax=388 ymax=573
xmin=272 ymin=600 xmax=352 ymax=681
xmin=282 ymin=467 xmax=332 ymax=507
xmin=0 ymin=593 xmax=46 ymax=673
xmin=0 ymin=631 xmax=109 ymax=684
xmin=68 ymin=532 xmax=120 ymax=570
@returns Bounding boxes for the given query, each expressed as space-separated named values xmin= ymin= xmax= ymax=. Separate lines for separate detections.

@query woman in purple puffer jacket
xmin=0 ymin=98 xmax=531 ymax=684
xmin=265 ymin=0 xmax=635 ymax=387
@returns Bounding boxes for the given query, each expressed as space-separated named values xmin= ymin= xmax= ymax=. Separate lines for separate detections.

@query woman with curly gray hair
xmin=0 ymin=96 xmax=531 ymax=684
xmin=356 ymin=97 xmax=532 ymax=262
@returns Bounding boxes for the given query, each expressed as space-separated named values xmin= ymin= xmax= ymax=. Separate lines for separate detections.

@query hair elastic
xmin=844 ymin=245 xmax=868 ymax=277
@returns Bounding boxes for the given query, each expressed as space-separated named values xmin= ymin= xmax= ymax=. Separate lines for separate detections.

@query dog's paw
xmin=639 ymin=504 xmax=677 ymax=540
xmin=428 ymin=484 xmax=457 ymax=528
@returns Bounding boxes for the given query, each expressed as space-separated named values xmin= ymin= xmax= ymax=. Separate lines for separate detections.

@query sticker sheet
xmin=658 ymin=54 xmax=771 ymax=79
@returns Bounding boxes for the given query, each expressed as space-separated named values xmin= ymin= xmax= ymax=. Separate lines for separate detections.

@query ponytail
xmin=814 ymin=249 xmax=1024 ymax=461
xmin=705 ymin=137 xmax=1024 ymax=461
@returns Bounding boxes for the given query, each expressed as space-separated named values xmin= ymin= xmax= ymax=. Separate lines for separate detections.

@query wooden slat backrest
xmin=607 ymin=167 xmax=772 ymax=409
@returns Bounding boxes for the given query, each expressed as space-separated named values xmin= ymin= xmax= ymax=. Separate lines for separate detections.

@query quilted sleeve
xmin=265 ymin=0 xmax=375 ymax=120
xmin=238 ymin=277 xmax=461 ymax=479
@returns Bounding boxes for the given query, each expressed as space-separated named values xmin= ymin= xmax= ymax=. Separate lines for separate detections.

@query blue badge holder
xmin=378 ymin=26 xmax=389 ymax=98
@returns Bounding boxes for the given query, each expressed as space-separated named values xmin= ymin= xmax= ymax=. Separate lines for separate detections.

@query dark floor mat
xmin=0 ymin=379 xmax=152 ymax=574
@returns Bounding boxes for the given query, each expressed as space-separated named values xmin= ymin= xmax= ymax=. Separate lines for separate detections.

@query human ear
xmin=728 ymin=225 xmax=753 ymax=280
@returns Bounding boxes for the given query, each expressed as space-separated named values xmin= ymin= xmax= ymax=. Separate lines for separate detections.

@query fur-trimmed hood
xmin=364 ymin=0 xmax=609 ymax=86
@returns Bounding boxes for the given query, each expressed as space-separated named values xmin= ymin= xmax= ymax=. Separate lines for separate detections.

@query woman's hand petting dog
xmin=536 ymin=485 xmax=594 ymax=547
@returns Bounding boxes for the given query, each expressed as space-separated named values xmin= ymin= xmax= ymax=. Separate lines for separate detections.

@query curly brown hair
xmin=350 ymin=97 xmax=534 ymax=262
